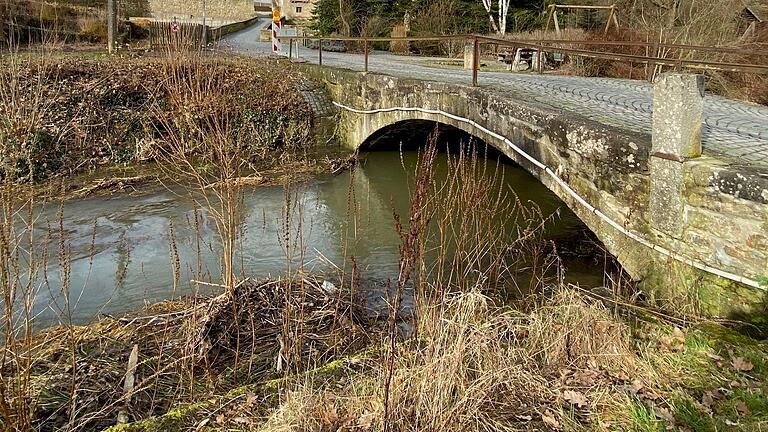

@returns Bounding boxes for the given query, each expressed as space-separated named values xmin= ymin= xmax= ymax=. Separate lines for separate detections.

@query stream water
xmin=25 ymin=148 xmax=607 ymax=327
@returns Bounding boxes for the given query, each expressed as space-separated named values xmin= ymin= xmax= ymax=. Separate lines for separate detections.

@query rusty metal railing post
xmin=288 ymin=38 xmax=293 ymax=60
xmin=472 ymin=36 xmax=479 ymax=87
xmin=364 ymin=38 xmax=369 ymax=72
xmin=318 ymin=38 xmax=323 ymax=65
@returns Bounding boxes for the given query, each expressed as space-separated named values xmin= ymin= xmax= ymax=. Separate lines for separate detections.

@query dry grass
xmin=6 ymin=278 xmax=365 ymax=430
xmin=526 ymin=289 xmax=636 ymax=374
xmin=251 ymin=145 xmax=635 ymax=432
xmin=384 ymin=289 xmax=552 ymax=432
xmin=253 ymin=286 xmax=648 ymax=432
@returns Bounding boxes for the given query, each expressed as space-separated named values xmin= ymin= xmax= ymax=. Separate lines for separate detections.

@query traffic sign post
xmin=272 ymin=9 xmax=281 ymax=54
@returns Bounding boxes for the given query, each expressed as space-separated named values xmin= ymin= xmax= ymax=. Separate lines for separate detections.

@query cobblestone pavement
xmin=223 ymin=25 xmax=768 ymax=170
xmin=294 ymin=78 xmax=337 ymax=117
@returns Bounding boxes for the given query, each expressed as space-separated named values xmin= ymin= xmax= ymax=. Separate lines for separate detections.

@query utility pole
xmin=107 ymin=0 xmax=116 ymax=53
xmin=201 ymin=0 xmax=207 ymax=48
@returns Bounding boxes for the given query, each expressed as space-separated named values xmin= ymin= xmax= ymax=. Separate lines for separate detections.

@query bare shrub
xmin=0 ymin=43 xmax=69 ymax=431
xmin=78 ymin=16 xmax=107 ymax=43
xmin=408 ymin=0 xmax=472 ymax=56
xmin=147 ymin=53 xmax=312 ymax=291
xmin=389 ymin=24 xmax=409 ymax=53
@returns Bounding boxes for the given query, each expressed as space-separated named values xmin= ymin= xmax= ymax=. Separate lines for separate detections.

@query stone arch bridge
xmin=300 ymin=65 xmax=768 ymax=318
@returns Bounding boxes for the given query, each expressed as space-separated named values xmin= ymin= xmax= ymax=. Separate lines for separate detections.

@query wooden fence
xmin=148 ymin=21 xmax=210 ymax=51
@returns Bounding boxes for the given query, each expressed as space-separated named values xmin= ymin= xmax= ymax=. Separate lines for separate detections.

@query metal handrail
xmin=283 ymin=33 xmax=768 ymax=56
xmin=279 ymin=33 xmax=768 ymax=85
xmin=474 ymin=35 xmax=768 ymax=57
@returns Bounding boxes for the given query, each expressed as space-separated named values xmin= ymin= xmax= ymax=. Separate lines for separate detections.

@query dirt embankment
xmin=1 ymin=55 xmax=352 ymax=199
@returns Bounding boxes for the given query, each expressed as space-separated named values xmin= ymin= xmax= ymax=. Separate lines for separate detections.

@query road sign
xmin=272 ymin=20 xmax=281 ymax=53
xmin=272 ymin=8 xmax=282 ymax=53
xmin=170 ymin=20 xmax=179 ymax=32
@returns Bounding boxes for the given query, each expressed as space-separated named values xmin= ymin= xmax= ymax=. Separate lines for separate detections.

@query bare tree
xmin=480 ymin=0 xmax=511 ymax=35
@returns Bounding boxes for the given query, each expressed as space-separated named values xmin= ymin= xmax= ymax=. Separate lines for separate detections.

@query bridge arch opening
xmin=360 ymin=119 xmax=505 ymax=155
xmin=357 ymin=119 xmax=625 ymax=291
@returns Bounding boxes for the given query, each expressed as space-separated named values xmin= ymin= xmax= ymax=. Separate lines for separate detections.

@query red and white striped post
xmin=271 ymin=8 xmax=281 ymax=54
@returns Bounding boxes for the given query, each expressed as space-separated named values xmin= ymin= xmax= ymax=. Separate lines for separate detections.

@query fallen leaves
xmin=732 ymin=357 xmax=754 ymax=372
xmin=654 ymin=406 xmax=675 ymax=423
xmin=735 ymin=400 xmax=751 ymax=416
xmin=659 ymin=327 xmax=687 ymax=352
xmin=701 ymin=389 xmax=722 ymax=412
xmin=563 ymin=390 xmax=589 ymax=408
xmin=542 ymin=410 xmax=561 ymax=429
xmin=357 ymin=411 xmax=376 ymax=430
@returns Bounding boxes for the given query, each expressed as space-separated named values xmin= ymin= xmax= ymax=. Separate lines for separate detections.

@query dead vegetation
xmin=70 ymin=176 xmax=153 ymax=198
xmin=11 ymin=277 xmax=366 ymax=431
xmin=0 ymin=54 xmax=315 ymax=184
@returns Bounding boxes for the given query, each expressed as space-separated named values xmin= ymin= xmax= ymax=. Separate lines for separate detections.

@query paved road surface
xmin=222 ymin=23 xmax=768 ymax=170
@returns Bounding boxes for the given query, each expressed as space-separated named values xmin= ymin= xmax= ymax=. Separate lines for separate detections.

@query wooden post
xmin=553 ymin=10 xmax=561 ymax=36
xmin=537 ymin=41 xmax=544 ymax=74
xmin=318 ymin=38 xmax=323 ymax=65
xmin=107 ymin=0 xmax=116 ymax=53
xmin=604 ymin=6 xmax=613 ymax=35
xmin=545 ymin=5 xmax=554 ymax=33
xmin=289 ymin=38 xmax=293 ymax=59
xmin=472 ymin=36 xmax=478 ymax=86
xmin=364 ymin=38 xmax=369 ymax=72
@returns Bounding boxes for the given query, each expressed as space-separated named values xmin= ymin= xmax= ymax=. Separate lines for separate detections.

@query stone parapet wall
xmin=683 ymin=162 xmax=767 ymax=282
xmin=301 ymin=65 xmax=768 ymax=318
xmin=147 ymin=0 xmax=255 ymax=22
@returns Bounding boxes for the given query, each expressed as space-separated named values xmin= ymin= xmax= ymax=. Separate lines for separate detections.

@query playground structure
xmin=545 ymin=4 xmax=620 ymax=36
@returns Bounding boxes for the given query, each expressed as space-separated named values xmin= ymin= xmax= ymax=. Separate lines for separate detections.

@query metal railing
xmin=280 ymin=34 xmax=768 ymax=86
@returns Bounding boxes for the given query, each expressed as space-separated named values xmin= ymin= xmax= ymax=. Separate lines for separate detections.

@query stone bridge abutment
xmin=302 ymin=65 xmax=768 ymax=318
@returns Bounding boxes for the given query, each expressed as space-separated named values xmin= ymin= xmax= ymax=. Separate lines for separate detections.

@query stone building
xmin=147 ymin=0 xmax=256 ymax=24
xmin=276 ymin=0 xmax=316 ymax=23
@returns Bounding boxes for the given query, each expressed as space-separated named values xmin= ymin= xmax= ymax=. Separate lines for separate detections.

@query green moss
xmin=673 ymin=396 xmax=717 ymax=432
xmin=104 ymin=346 xmax=380 ymax=432
xmin=718 ymin=388 xmax=768 ymax=418
xmin=627 ymin=401 xmax=665 ymax=432
xmin=103 ymin=400 xmax=211 ymax=432
xmin=640 ymin=259 xmax=767 ymax=331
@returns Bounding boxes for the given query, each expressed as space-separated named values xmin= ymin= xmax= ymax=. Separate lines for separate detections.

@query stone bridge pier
xmin=302 ymin=65 xmax=768 ymax=320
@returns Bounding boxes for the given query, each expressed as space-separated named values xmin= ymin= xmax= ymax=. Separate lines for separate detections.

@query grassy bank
xmin=18 ymin=281 xmax=768 ymax=432
xmin=1 ymin=54 xmax=311 ymax=181
xmin=0 ymin=50 xmax=352 ymax=431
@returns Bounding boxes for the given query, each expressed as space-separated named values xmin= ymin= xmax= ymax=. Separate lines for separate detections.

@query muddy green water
xmin=28 ymin=151 xmax=604 ymax=326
